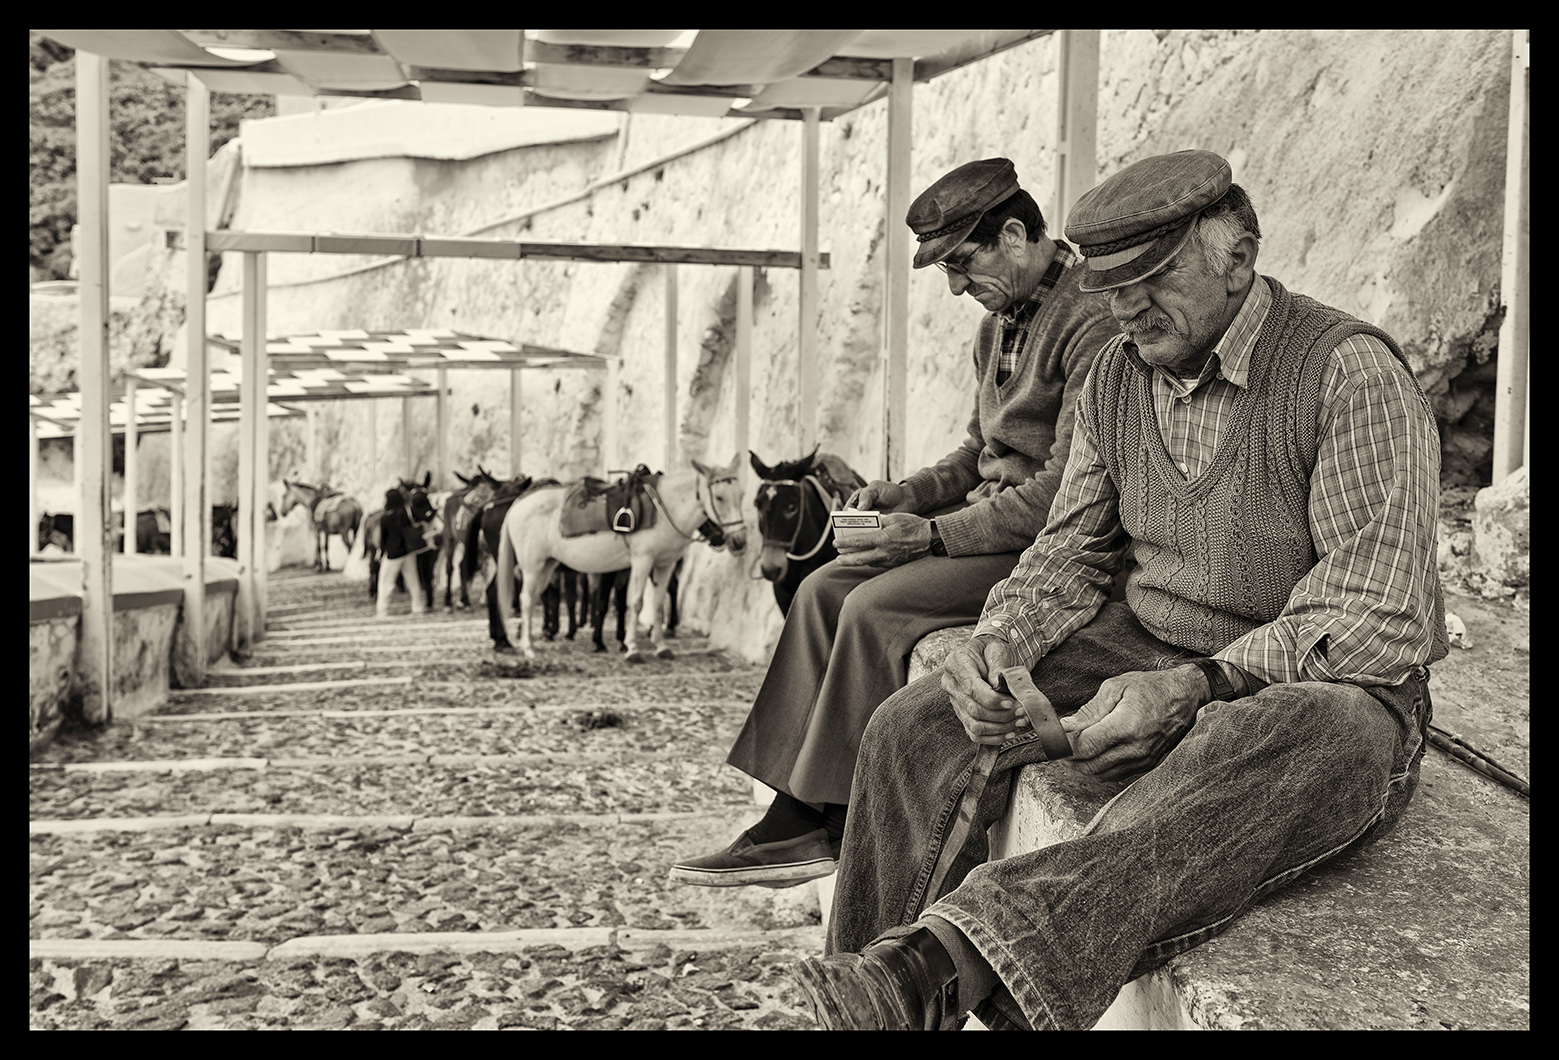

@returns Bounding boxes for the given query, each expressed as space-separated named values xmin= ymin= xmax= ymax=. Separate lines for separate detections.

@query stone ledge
xmin=908 ymin=627 xmax=1530 ymax=1031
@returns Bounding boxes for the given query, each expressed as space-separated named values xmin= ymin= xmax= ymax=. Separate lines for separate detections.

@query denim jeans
xmin=825 ymin=603 xmax=1432 ymax=1031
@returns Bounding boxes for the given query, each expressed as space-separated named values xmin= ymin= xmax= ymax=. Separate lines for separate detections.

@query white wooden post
xmin=510 ymin=371 xmax=523 ymax=477
xmin=253 ymin=252 xmax=269 ymax=640
xmin=403 ymin=395 xmax=414 ymax=481
xmin=170 ymin=392 xmax=183 ymax=556
xmin=883 ymin=58 xmax=913 ymax=481
xmin=29 ymin=415 xmax=39 ymax=556
xmin=736 ymin=266 xmax=753 ymax=469
xmin=181 ymin=71 xmax=210 ymax=687
xmin=77 ymin=50 xmax=115 ymax=722
xmin=664 ymin=263 xmax=678 ymax=468
xmin=1493 ymin=28 xmax=1529 ymax=483
xmin=236 ymin=251 xmax=260 ymax=652
xmin=436 ymin=365 xmax=448 ymax=490
xmin=1053 ymin=30 xmax=1100 ymax=238
xmin=603 ymin=357 xmax=620 ymax=476
xmin=124 ymin=374 xmax=139 ymax=553
xmin=305 ymin=406 xmax=317 ymax=482
xmin=799 ymin=106 xmax=821 ymax=453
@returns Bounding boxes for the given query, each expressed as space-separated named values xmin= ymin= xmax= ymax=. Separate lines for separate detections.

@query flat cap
xmin=1064 ymin=149 xmax=1232 ymax=292
xmin=906 ymin=158 xmax=1021 ymax=269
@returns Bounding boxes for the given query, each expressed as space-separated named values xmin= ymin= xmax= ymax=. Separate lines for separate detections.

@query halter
xmin=759 ymin=474 xmax=844 ymax=562
xmin=645 ymin=467 xmax=746 ymax=547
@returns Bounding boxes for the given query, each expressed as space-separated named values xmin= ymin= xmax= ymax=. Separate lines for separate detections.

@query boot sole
xmin=667 ymin=858 xmax=836 ymax=888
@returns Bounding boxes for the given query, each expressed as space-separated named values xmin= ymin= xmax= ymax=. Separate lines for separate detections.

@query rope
xmin=785 ymin=475 xmax=841 ymax=562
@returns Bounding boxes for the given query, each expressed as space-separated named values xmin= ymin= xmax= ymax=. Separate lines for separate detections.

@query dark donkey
xmin=437 ymin=466 xmax=504 ymax=610
xmin=749 ymin=448 xmax=867 ymax=616
xmin=280 ymin=479 xmax=363 ymax=572
xmin=364 ymin=474 xmax=440 ymax=609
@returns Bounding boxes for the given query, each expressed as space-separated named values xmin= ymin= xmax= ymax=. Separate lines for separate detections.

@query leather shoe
xmin=793 ymin=927 xmax=961 ymax=1030
xmin=669 ymin=827 xmax=839 ymax=888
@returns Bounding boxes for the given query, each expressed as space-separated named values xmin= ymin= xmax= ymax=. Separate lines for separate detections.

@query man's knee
xmin=861 ymin=673 xmax=953 ymax=759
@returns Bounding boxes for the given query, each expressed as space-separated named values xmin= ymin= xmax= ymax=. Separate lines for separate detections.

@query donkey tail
xmin=461 ymin=504 xmax=485 ymax=584
xmin=495 ymin=507 xmax=517 ymax=641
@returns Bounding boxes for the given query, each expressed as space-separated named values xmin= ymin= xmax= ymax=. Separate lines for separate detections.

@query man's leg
xmin=672 ymin=553 xmax=1021 ymax=888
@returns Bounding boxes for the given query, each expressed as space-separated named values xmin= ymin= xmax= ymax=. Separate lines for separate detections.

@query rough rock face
xmin=1473 ymin=468 xmax=1529 ymax=590
xmin=31 ymin=30 xmax=1523 ymax=662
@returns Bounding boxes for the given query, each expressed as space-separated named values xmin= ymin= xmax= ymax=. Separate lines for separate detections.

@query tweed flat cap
xmin=906 ymin=158 xmax=1021 ymax=269
xmin=1064 ymin=149 xmax=1232 ymax=292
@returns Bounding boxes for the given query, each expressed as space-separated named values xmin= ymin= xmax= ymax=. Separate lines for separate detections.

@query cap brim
xmin=911 ymin=213 xmax=982 ymax=270
xmin=1077 ymin=217 xmax=1197 ymax=293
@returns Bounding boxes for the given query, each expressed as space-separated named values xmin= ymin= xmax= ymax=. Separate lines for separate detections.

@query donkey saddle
xmin=559 ymin=464 xmax=661 ymax=538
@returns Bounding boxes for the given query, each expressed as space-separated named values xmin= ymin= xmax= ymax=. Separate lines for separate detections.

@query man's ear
xmin=1227 ymin=233 xmax=1260 ymax=294
xmin=1000 ymin=217 xmax=1028 ymax=251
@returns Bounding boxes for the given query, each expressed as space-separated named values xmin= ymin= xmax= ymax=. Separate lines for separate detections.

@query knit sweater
xmin=1086 ymin=277 xmax=1448 ymax=659
xmin=901 ymin=257 xmax=1119 ymax=556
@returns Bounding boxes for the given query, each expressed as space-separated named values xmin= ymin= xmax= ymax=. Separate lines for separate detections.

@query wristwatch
xmin=927 ymin=519 xmax=947 ymax=557
xmin=1184 ymin=657 xmax=1239 ymax=702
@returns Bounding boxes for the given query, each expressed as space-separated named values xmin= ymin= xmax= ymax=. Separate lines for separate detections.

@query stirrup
xmin=612 ymin=507 xmax=636 ymax=533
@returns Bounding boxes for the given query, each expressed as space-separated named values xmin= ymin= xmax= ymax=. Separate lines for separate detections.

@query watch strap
xmin=1184 ymin=657 xmax=1239 ymax=702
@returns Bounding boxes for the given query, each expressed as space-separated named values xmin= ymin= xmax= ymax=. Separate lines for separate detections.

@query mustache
xmin=1121 ymin=316 xmax=1177 ymax=335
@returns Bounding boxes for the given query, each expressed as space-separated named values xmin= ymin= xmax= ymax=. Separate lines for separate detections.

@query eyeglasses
xmin=936 ymin=244 xmax=983 ymax=275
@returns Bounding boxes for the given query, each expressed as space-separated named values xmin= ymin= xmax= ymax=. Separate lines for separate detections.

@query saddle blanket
xmin=558 ymin=470 xmax=660 ymax=538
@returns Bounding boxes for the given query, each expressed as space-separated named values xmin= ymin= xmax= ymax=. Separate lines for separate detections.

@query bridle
xmin=644 ymin=467 xmax=746 ymax=549
xmin=759 ymin=474 xmax=843 ymax=562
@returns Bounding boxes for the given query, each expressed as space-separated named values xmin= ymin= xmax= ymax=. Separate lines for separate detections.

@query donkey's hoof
xmin=624 ymin=650 xmax=648 ymax=665
xmin=493 ymin=643 xmax=516 ymax=655
xmin=655 ymin=647 xmax=675 ymax=661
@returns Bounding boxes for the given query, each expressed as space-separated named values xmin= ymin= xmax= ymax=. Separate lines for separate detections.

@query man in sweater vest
xmin=670 ymin=159 xmax=1119 ymax=889
xmin=792 ymin=149 xmax=1448 ymax=1030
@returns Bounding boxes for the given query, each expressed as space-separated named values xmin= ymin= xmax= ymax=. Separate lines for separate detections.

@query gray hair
xmin=1190 ymin=184 xmax=1261 ymax=275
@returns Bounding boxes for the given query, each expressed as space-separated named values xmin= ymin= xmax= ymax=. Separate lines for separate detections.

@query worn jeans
xmin=825 ymin=602 xmax=1432 ymax=1031
xmin=376 ymin=553 xmax=427 ymax=616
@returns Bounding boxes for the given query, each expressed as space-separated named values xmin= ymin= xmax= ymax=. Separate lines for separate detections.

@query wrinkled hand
xmin=941 ymin=636 xmax=1032 ymax=746
xmin=1060 ymin=666 xmax=1207 ymax=780
xmin=833 ymin=512 xmax=933 ymax=568
xmin=845 ymin=479 xmax=917 ymax=514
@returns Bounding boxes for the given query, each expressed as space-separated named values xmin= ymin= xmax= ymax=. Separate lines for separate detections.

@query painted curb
xmin=29 ymin=939 xmax=270 ymax=962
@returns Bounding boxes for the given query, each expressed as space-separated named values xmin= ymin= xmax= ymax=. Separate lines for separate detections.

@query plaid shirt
xmin=975 ymin=276 xmax=1445 ymax=687
xmin=995 ymin=243 xmax=1079 ymax=385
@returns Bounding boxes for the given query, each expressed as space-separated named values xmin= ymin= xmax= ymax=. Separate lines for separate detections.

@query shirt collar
xmin=1206 ymin=275 xmax=1271 ymax=389
xmin=995 ymin=241 xmax=1078 ymax=327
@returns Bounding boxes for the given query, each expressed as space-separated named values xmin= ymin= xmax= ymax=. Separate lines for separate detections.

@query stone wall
xmin=33 ymin=30 xmax=1523 ymax=661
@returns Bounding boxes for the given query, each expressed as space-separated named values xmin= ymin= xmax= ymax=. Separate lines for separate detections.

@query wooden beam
xmin=799 ymin=106 xmax=821 ymax=452
xmin=912 ymin=30 xmax=1055 ymax=83
xmin=402 ymin=395 xmax=414 ymax=479
xmin=523 ymin=40 xmax=687 ymax=69
xmin=205 ymin=229 xmax=830 ymax=269
xmin=883 ymin=58 xmax=913 ymax=481
xmin=178 ymin=29 xmax=384 ymax=55
xmin=77 ymin=50 xmax=115 ymax=723
xmin=182 ymin=70 xmax=210 ymax=687
xmin=435 ymin=366 xmax=448 ymax=492
xmin=509 ymin=372 xmax=523 ymax=478
xmin=1053 ymin=30 xmax=1099 ymax=235
xmin=602 ymin=358 xmax=620 ymax=476
xmin=1493 ymin=28 xmax=1529 ymax=483
xmin=664 ymin=263 xmax=679 ymax=468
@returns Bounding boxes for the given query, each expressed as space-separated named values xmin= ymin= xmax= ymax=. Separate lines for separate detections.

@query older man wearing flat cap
xmin=670 ymin=158 xmax=1118 ymax=890
xmin=792 ymin=148 xmax=1448 ymax=1030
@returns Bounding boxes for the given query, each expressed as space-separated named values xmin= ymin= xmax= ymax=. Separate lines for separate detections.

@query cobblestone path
xmin=31 ymin=569 xmax=823 ymax=1031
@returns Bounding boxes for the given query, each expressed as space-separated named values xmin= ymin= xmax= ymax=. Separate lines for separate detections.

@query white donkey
xmin=495 ymin=457 xmax=747 ymax=661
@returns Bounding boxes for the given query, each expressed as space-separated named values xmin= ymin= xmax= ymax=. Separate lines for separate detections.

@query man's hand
xmin=1060 ymin=665 xmax=1208 ymax=780
xmin=834 ymin=512 xmax=933 ymax=568
xmin=845 ymin=479 xmax=917 ymax=514
xmin=941 ymin=636 xmax=1032 ymax=746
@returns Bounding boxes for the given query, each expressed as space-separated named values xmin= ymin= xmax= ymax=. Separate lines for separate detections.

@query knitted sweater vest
xmin=1084 ymin=277 xmax=1417 ymax=655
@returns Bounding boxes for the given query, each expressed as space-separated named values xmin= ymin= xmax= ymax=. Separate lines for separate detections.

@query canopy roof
xmin=34 ymin=29 xmax=1053 ymax=121
xmin=29 ymin=363 xmax=440 ymax=439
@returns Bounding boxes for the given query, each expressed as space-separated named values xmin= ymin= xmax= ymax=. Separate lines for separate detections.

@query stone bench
xmin=879 ymin=625 xmax=1528 ymax=1030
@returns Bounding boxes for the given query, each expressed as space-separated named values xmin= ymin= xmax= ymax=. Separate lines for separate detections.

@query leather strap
xmin=1183 ymin=656 xmax=1240 ymax=702
xmin=995 ymin=666 xmax=1072 ymax=760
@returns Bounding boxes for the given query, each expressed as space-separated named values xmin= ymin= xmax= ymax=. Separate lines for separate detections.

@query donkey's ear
xmin=455 ymin=471 xmax=471 ymax=485
xmin=690 ymin=458 xmax=711 ymax=477
xmin=749 ymin=451 xmax=773 ymax=478
xmin=422 ymin=472 xmax=432 ymax=488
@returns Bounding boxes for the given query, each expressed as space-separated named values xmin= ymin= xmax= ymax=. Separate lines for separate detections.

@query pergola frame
xmin=55 ymin=29 xmax=1525 ymax=727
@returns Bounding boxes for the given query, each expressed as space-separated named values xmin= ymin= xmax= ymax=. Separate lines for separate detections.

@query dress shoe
xmin=792 ymin=926 xmax=961 ymax=1030
xmin=668 ymin=827 xmax=839 ymax=888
